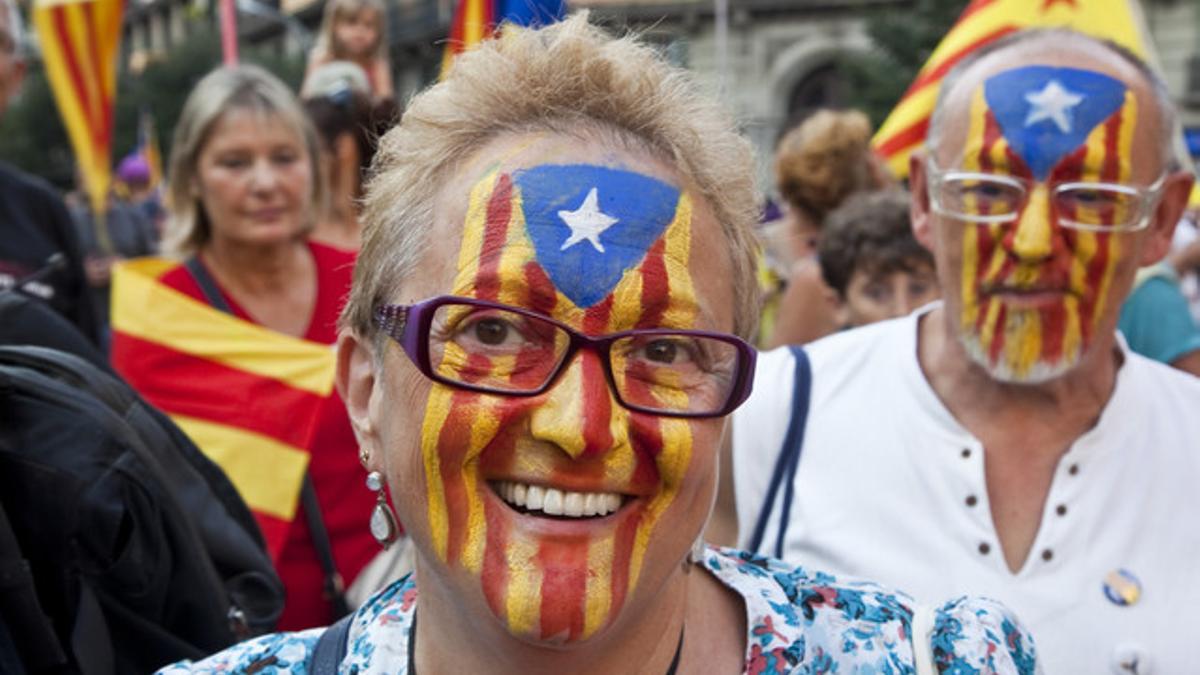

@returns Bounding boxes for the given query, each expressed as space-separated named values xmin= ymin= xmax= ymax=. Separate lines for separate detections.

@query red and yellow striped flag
xmin=32 ymin=0 xmax=125 ymax=217
xmin=872 ymin=0 xmax=1150 ymax=179
xmin=109 ymin=259 xmax=336 ymax=560
xmin=440 ymin=0 xmax=565 ymax=78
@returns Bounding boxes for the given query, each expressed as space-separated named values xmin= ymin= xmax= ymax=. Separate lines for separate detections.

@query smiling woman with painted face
xmin=158 ymin=16 xmax=1038 ymax=675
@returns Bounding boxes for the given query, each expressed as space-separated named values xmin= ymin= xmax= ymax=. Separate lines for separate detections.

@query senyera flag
xmin=32 ymin=0 xmax=125 ymax=218
xmin=872 ymin=0 xmax=1151 ymax=179
xmin=440 ymin=0 xmax=565 ymax=78
xmin=110 ymin=258 xmax=335 ymax=561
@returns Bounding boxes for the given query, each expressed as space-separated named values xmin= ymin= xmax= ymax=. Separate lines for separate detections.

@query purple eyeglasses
xmin=374 ymin=296 xmax=757 ymax=418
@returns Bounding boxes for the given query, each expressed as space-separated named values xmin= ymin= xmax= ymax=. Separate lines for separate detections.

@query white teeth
xmin=564 ymin=492 xmax=584 ymax=517
xmin=492 ymin=481 xmax=625 ymax=518
xmin=543 ymin=488 xmax=564 ymax=515
xmin=526 ymin=485 xmax=545 ymax=510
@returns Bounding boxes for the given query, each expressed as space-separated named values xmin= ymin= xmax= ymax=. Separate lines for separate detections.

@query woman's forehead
xmin=416 ymin=133 xmax=730 ymax=329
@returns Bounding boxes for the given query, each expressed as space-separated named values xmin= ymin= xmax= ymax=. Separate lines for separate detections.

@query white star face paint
xmin=558 ymin=187 xmax=619 ymax=253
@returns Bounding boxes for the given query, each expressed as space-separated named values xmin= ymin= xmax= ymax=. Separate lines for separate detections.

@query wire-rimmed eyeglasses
xmin=374 ymin=296 xmax=757 ymax=418
xmin=926 ymin=156 xmax=1167 ymax=232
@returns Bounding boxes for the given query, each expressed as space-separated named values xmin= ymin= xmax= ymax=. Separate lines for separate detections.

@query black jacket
xmin=0 ymin=161 xmax=101 ymax=346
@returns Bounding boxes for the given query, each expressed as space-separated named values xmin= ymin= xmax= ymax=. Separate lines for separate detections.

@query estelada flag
xmin=109 ymin=258 xmax=335 ymax=561
xmin=440 ymin=0 xmax=565 ymax=78
xmin=872 ymin=0 xmax=1152 ymax=179
xmin=32 ymin=0 xmax=125 ymax=219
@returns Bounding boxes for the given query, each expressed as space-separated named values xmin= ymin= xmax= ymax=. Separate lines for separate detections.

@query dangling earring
xmin=367 ymin=471 xmax=400 ymax=548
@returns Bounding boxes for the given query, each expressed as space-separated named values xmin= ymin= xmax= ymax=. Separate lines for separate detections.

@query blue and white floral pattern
xmin=158 ymin=547 xmax=1036 ymax=674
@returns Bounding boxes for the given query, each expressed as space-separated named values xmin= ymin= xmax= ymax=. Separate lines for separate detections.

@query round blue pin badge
xmin=1103 ymin=569 xmax=1142 ymax=607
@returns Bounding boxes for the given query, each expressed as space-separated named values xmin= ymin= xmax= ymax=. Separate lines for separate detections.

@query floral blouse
xmin=158 ymin=547 xmax=1037 ymax=674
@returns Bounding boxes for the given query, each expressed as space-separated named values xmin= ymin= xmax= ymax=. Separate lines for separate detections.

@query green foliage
xmin=839 ymin=0 xmax=970 ymax=128
xmin=0 ymin=17 xmax=305 ymax=189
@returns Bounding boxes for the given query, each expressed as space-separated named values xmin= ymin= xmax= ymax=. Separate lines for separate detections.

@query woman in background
xmin=111 ymin=65 xmax=376 ymax=630
xmin=758 ymin=109 xmax=892 ymax=347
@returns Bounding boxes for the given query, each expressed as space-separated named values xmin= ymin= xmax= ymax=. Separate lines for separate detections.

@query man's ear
xmin=1139 ymin=170 xmax=1196 ymax=266
xmin=909 ymin=151 xmax=936 ymax=252
xmin=336 ymin=329 xmax=381 ymax=469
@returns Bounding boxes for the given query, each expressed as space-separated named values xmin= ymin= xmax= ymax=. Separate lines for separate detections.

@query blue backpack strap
xmin=310 ymin=611 xmax=355 ymax=675
xmin=745 ymin=345 xmax=813 ymax=559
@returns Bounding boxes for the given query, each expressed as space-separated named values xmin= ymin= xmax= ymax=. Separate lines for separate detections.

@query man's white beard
xmin=958 ymin=308 xmax=1084 ymax=385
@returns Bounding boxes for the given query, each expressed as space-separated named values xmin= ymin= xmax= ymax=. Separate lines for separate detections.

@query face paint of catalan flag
xmin=418 ymin=163 xmax=701 ymax=643
xmin=953 ymin=66 xmax=1137 ymax=382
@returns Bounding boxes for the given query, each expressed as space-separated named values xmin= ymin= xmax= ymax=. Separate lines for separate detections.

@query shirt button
xmin=1110 ymin=643 xmax=1153 ymax=674
xmin=1041 ymin=548 xmax=1054 ymax=562
xmin=978 ymin=542 xmax=990 ymax=555
xmin=1068 ymin=463 xmax=1080 ymax=476
xmin=1056 ymin=504 xmax=1068 ymax=516
xmin=965 ymin=495 xmax=978 ymax=507
xmin=961 ymin=448 xmax=971 ymax=459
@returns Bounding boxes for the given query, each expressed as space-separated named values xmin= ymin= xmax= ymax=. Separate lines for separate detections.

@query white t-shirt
xmin=733 ymin=306 xmax=1200 ymax=675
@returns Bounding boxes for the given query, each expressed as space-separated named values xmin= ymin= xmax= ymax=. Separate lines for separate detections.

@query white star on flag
xmin=558 ymin=187 xmax=618 ymax=253
xmin=1024 ymin=80 xmax=1085 ymax=133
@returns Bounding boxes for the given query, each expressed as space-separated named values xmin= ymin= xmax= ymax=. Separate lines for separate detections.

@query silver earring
xmin=687 ymin=536 xmax=706 ymax=565
xmin=367 ymin=471 xmax=400 ymax=548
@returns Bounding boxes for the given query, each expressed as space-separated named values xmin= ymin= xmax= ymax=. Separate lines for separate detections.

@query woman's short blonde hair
xmin=344 ymin=13 xmax=762 ymax=342
xmin=774 ymin=109 xmax=884 ymax=226
xmin=314 ymin=0 xmax=389 ymax=62
xmin=161 ymin=64 xmax=326 ymax=258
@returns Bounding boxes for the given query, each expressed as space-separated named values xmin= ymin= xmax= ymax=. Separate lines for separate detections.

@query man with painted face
xmin=158 ymin=14 xmax=1037 ymax=675
xmin=721 ymin=29 xmax=1199 ymax=674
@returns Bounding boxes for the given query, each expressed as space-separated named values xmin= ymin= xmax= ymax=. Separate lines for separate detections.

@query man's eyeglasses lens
xmin=933 ymin=173 xmax=1149 ymax=230
xmin=428 ymin=302 xmax=740 ymax=415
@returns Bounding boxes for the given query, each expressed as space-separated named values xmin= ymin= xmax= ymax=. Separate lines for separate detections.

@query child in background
xmin=818 ymin=190 xmax=939 ymax=329
xmin=305 ymin=0 xmax=393 ymax=100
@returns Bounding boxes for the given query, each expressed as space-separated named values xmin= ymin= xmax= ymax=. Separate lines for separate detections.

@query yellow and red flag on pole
xmin=109 ymin=259 xmax=335 ymax=561
xmin=440 ymin=0 xmax=565 ymax=78
xmin=136 ymin=108 xmax=163 ymax=191
xmin=872 ymin=0 xmax=1152 ymax=179
xmin=32 ymin=0 xmax=125 ymax=218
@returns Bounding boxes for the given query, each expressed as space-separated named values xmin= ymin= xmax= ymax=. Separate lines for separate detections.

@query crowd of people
xmin=3 ymin=0 xmax=1200 ymax=671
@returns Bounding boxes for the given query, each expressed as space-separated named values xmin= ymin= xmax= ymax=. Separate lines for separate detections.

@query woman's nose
xmin=529 ymin=351 xmax=627 ymax=461
xmin=248 ymin=159 xmax=280 ymax=192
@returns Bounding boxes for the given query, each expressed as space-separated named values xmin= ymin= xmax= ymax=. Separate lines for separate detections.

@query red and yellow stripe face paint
xmin=951 ymin=66 xmax=1139 ymax=382
xmin=417 ymin=162 xmax=707 ymax=643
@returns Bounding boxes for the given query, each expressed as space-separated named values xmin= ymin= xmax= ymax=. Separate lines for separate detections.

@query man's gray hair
xmin=1 ymin=0 xmax=24 ymax=58
xmin=927 ymin=28 xmax=1180 ymax=171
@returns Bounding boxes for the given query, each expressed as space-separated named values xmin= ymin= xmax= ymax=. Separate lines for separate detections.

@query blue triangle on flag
xmin=984 ymin=66 xmax=1128 ymax=180
xmin=513 ymin=165 xmax=680 ymax=309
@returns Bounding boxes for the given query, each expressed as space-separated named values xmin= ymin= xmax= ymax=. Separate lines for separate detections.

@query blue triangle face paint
xmin=513 ymin=165 xmax=681 ymax=308
xmin=984 ymin=66 xmax=1128 ymax=180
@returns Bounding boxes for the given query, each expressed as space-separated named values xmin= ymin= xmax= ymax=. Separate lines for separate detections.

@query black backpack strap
xmin=746 ymin=345 xmax=813 ymax=559
xmin=184 ymin=256 xmax=233 ymax=314
xmin=0 ymin=497 xmax=67 ymax=671
xmin=310 ymin=611 xmax=355 ymax=675
xmin=186 ymin=256 xmax=350 ymax=619
xmin=302 ymin=475 xmax=350 ymax=618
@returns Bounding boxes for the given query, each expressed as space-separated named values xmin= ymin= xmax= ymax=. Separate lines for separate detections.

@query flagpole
xmin=713 ymin=0 xmax=729 ymax=95
xmin=219 ymin=0 xmax=239 ymax=65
